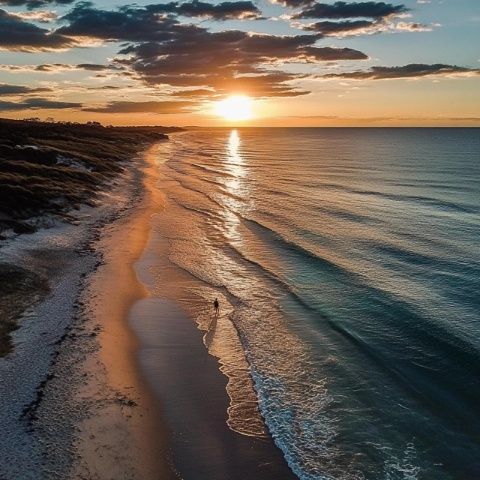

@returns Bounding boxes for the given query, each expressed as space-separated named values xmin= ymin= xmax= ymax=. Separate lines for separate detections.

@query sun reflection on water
xmin=226 ymin=129 xmax=244 ymax=178
xmin=222 ymin=129 xmax=248 ymax=243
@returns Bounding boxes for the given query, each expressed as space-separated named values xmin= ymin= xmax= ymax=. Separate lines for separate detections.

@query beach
xmin=66 ymin=143 xmax=296 ymax=479
xmin=79 ymin=143 xmax=296 ymax=479
xmin=0 ymin=136 xmax=296 ymax=479
xmin=1 ymin=127 xmax=478 ymax=479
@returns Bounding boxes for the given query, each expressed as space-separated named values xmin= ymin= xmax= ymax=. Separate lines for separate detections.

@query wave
xmin=286 ymin=179 xmax=477 ymax=214
xmin=223 ymin=242 xmax=326 ymax=318
xmin=243 ymin=216 xmax=358 ymax=279
xmin=240 ymin=216 xmax=480 ymax=427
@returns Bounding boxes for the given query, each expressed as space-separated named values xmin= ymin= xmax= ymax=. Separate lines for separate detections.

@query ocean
xmin=149 ymin=128 xmax=480 ymax=479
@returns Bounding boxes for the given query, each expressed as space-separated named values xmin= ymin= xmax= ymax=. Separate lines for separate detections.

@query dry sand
xmin=66 ymin=147 xmax=176 ymax=479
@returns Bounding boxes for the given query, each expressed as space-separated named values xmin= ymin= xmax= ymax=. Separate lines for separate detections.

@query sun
xmin=214 ymin=95 xmax=253 ymax=121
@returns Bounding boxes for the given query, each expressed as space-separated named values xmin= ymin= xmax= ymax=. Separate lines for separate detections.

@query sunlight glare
xmin=214 ymin=95 xmax=253 ymax=121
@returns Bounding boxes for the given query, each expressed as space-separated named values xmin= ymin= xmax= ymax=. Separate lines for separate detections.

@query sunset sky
xmin=0 ymin=0 xmax=479 ymax=126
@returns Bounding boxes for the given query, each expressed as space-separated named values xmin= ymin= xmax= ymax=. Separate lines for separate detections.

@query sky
xmin=0 ymin=0 xmax=479 ymax=126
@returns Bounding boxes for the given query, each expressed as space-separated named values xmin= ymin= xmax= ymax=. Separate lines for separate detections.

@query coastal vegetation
xmin=0 ymin=263 xmax=49 ymax=356
xmin=0 ymin=118 xmax=180 ymax=236
xmin=0 ymin=117 xmax=181 ymax=357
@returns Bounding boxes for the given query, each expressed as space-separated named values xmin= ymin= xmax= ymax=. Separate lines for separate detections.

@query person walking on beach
xmin=213 ymin=297 xmax=219 ymax=314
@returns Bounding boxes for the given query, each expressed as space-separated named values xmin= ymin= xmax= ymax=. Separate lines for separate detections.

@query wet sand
xmin=129 ymin=297 xmax=297 ymax=480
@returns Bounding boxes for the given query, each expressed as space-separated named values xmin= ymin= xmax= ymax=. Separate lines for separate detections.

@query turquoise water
xmin=155 ymin=128 xmax=480 ymax=479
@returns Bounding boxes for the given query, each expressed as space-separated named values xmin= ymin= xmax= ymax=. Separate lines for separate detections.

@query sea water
xmin=150 ymin=128 xmax=480 ymax=479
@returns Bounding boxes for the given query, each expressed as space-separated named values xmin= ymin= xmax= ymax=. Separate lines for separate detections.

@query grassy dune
xmin=0 ymin=118 xmax=180 ymax=235
xmin=0 ymin=118 xmax=181 ymax=356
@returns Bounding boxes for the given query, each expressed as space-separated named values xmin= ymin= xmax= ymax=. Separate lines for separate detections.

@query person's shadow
xmin=204 ymin=308 xmax=218 ymax=349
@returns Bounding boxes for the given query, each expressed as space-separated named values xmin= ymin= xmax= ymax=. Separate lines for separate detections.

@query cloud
xmin=292 ymin=1 xmax=408 ymax=20
xmin=319 ymin=64 xmax=480 ymax=80
xmin=0 ymin=84 xmax=52 ymax=95
xmin=83 ymin=100 xmax=199 ymax=113
xmin=57 ymin=3 xmax=180 ymax=42
xmin=0 ymin=97 xmax=82 ymax=110
xmin=56 ymin=3 xmax=367 ymax=97
xmin=287 ymin=1 xmax=433 ymax=38
xmin=76 ymin=63 xmax=121 ymax=71
xmin=166 ymin=0 xmax=262 ymax=20
xmin=0 ymin=63 xmax=121 ymax=72
xmin=300 ymin=46 xmax=368 ymax=60
xmin=8 ymin=9 xmax=58 ymax=22
xmin=117 ymin=34 xmax=366 ymax=87
xmin=0 ymin=0 xmax=73 ymax=10
xmin=303 ymin=19 xmax=375 ymax=34
xmin=33 ymin=63 xmax=86 ymax=72
xmin=394 ymin=21 xmax=436 ymax=32
xmin=301 ymin=19 xmax=436 ymax=36
xmin=210 ymin=73 xmax=312 ymax=97
xmin=57 ymin=0 xmax=261 ymax=42
xmin=0 ymin=9 xmax=74 ymax=51
xmin=87 ymin=85 xmax=124 ymax=90
xmin=87 ymin=0 xmax=263 ymax=21
xmin=170 ymin=88 xmax=217 ymax=97
xmin=270 ymin=0 xmax=314 ymax=8
xmin=118 ymin=35 xmax=367 ymax=96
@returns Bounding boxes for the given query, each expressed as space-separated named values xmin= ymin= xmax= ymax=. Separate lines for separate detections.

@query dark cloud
xmin=115 ymin=29 xmax=366 ymax=88
xmin=130 ymin=0 xmax=262 ymax=20
xmin=303 ymin=19 xmax=434 ymax=35
xmin=0 ymin=0 xmax=73 ymax=10
xmin=76 ymin=63 xmax=120 ymax=71
xmin=83 ymin=100 xmax=199 ymax=114
xmin=0 ymin=9 xmax=74 ymax=51
xmin=83 ymin=0 xmax=262 ymax=21
xmin=271 ymin=0 xmax=314 ymax=7
xmin=0 ymin=84 xmax=52 ymax=95
xmin=117 ymin=37 xmax=366 ymax=84
xmin=167 ymin=0 xmax=262 ymax=20
xmin=301 ymin=46 xmax=367 ymax=60
xmin=57 ymin=0 xmax=260 ymax=42
xmin=23 ymin=63 xmax=120 ymax=72
xmin=303 ymin=19 xmax=375 ymax=34
xmin=293 ymin=2 xmax=408 ymax=20
xmin=57 ymin=3 xmax=179 ymax=42
xmin=118 ymin=37 xmax=367 ymax=96
xmin=0 ymin=97 xmax=82 ymax=110
xmin=87 ymin=85 xmax=123 ymax=90
xmin=320 ymin=64 xmax=480 ymax=80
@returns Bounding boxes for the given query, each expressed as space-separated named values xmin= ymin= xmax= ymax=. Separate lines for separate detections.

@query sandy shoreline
xmin=75 ymin=142 xmax=296 ymax=478
xmin=0 ymin=140 xmax=296 ymax=479
xmin=68 ymin=145 xmax=176 ymax=479
xmin=0 ymin=144 xmax=159 ymax=478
